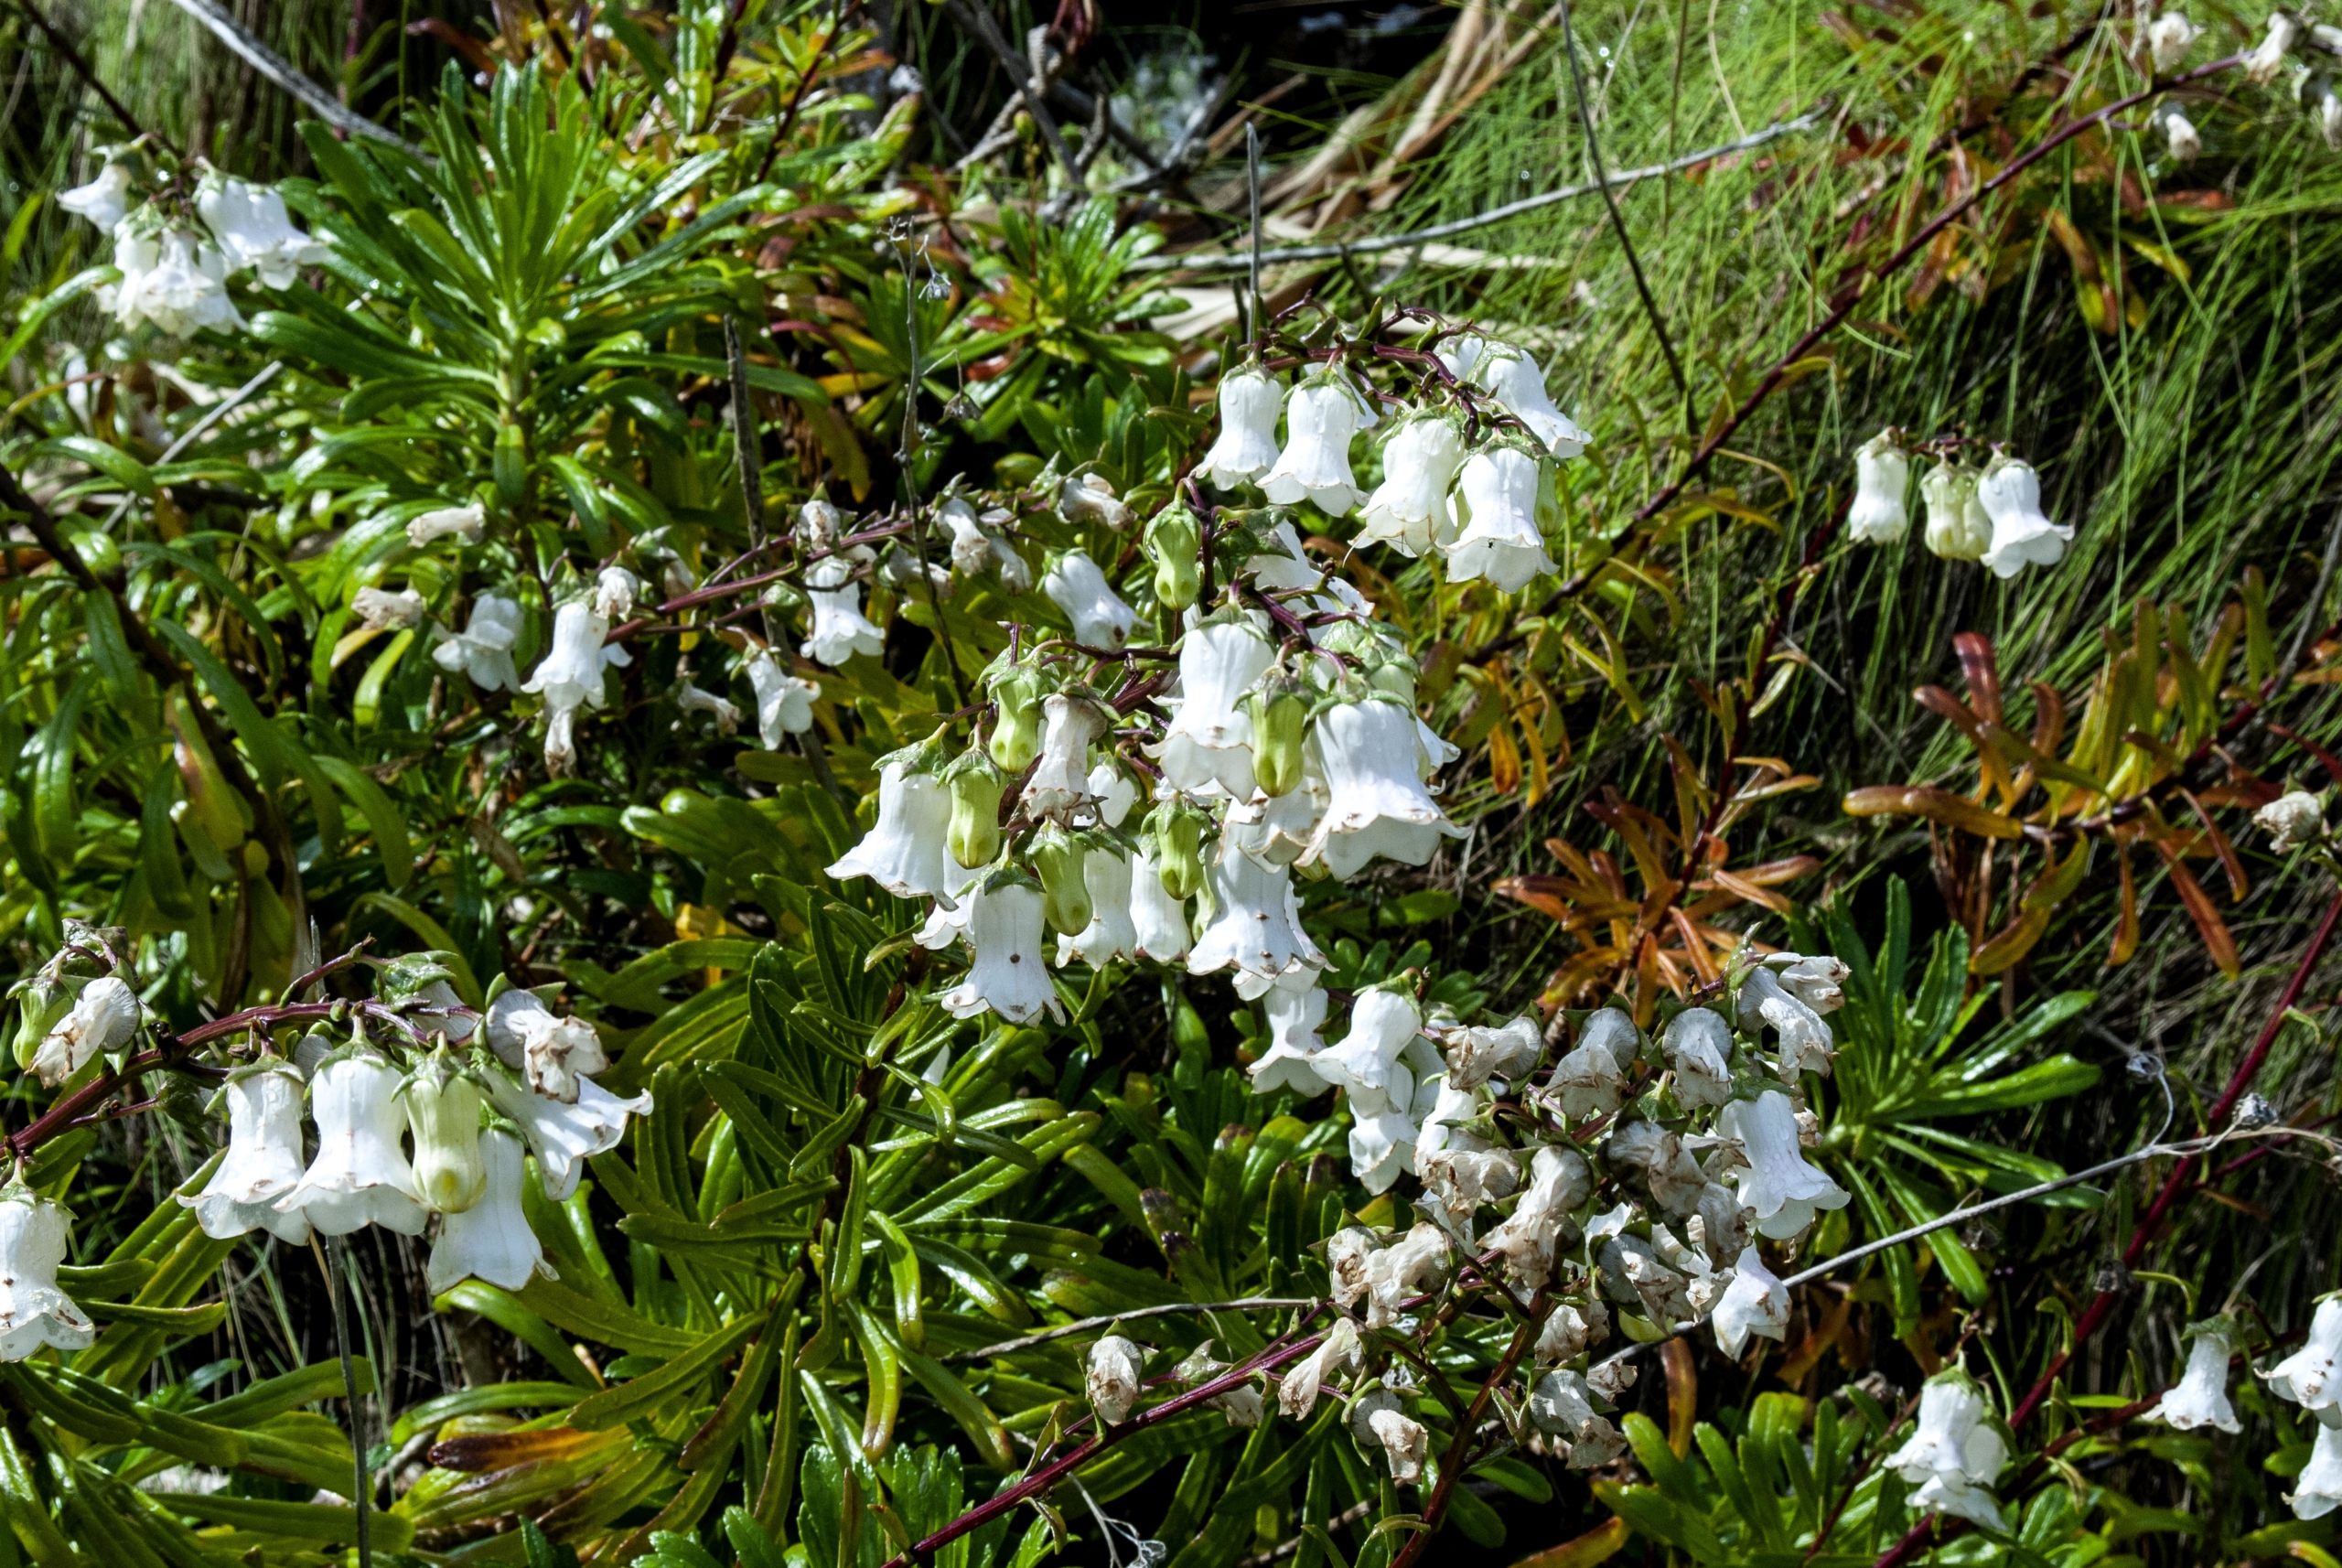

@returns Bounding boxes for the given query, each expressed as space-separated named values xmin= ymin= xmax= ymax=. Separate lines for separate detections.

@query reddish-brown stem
xmin=1388 ymin=1288 xmax=1552 ymax=1568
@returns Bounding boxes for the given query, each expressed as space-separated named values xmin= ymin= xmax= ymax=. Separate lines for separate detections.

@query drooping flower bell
xmin=425 ymin=1129 xmax=554 ymax=1294
xmin=1976 ymin=455 xmax=2072 ymax=579
xmin=1043 ymin=550 xmax=1137 ymax=650
xmin=1716 ymin=1090 xmax=1850 ymax=1240
xmin=1262 ymin=377 xmax=1371 ymax=516
xmin=1440 ymin=1015 xmax=1541 ymax=1090
xmin=195 ymin=176 xmax=327 ymax=287
xmin=2258 ymin=789 xmax=2327 ymax=853
xmin=829 ymin=753 xmax=966 ymax=902
xmin=521 ymin=597 xmax=630 ymax=776
xmin=1198 ymin=364 xmax=1285 ymax=490
xmin=2158 ymin=102 xmax=2202 ymax=162
xmin=432 ymin=594 xmax=523 ymax=693
xmin=180 ymin=1058 xmax=313 ymax=1243
xmin=1056 ymin=844 xmax=1137 ymax=968
xmin=986 ymin=661 xmax=1047 ymax=772
xmin=1347 ymin=1069 xmax=1423 ymax=1194
xmin=33 ymin=974 xmax=141 ymax=1088
xmin=485 ymin=990 xmax=608 ymax=1105
xmin=800 ymin=557 xmax=886 ymax=667
xmin=1360 ymin=413 xmax=1466 ymax=556
xmin=2150 ymin=1319 xmax=2241 ymax=1433
xmin=1245 ymin=519 xmax=1325 ymax=595
xmin=1312 ymin=986 xmax=1422 ymax=1097
xmin=1885 ymin=1368 xmax=2009 ymax=1530
xmin=1921 ymin=462 xmax=1992 ymax=562
xmin=110 ymin=226 xmax=242 ymax=337
xmin=0 ymin=1177 xmax=93 ymax=1360
xmin=2298 ymin=1426 xmax=2342 ymax=1520
xmin=2147 ymin=10 xmax=2199 ymax=71
xmin=1303 ymin=695 xmax=1465 ymax=879
xmin=1847 ymin=429 xmax=1910 ymax=543
xmin=1444 ymin=443 xmax=1557 ymax=593
xmin=674 ymin=680 xmax=740 ymax=735
xmin=1245 ymin=671 xmax=1311 ymax=800
xmin=407 ymin=500 xmax=487 ymax=548
xmin=1483 ymin=1144 xmax=1592 ymax=1290
xmin=1023 ymin=692 xmax=1112 ymax=820
xmin=276 ymin=1048 xmax=427 ymax=1236
xmin=1130 ymin=848 xmax=1193 ymax=962
xmin=1471 ymin=341 xmax=1590 ymax=457
xmin=1279 ymin=1317 xmax=1363 ymax=1418
xmin=1351 ymin=1389 xmax=1429 ymax=1482
xmin=1711 ymin=1247 xmax=1791 ymax=1356
xmin=1660 ymin=1006 xmax=1735 ymax=1107
xmin=1187 ymin=847 xmax=1324 ymax=993
xmin=353 ymin=586 xmax=427 ymax=631
xmin=745 ymin=650 xmax=820 ymax=748
xmin=1737 ymin=967 xmax=1836 ymax=1081
xmin=1154 ymin=613 xmax=1274 ymax=799
xmin=939 ymin=874 xmax=1062 ymax=1025
xmin=1144 ymin=502 xmax=1203 ymax=611
xmin=1058 ymin=472 xmax=1132 ymax=530
xmin=1248 ymin=980 xmax=1329 ymax=1095
xmin=60 ymin=156 xmax=135 ymax=233
xmin=1546 ymin=1007 xmax=1636 ymax=1121
xmin=482 ymin=1069 xmax=653 ymax=1202
xmin=2265 ymin=1296 xmax=2342 ymax=1421
xmin=2245 ymin=10 xmax=2301 ymax=84
xmin=1086 ymin=1335 xmax=1145 ymax=1424
xmin=404 ymin=1050 xmax=489 ymax=1215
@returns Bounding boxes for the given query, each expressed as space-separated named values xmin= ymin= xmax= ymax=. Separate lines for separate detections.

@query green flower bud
xmin=403 ymin=1051 xmax=488 ymax=1215
xmin=1144 ymin=503 xmax=1202 ymax=611
xmin=1246 ymin=674 xmax=1311 ymax=799
xmin=9 ymin=974 xmax=72 ymax=1072
xmin=1028 ymin=822 xmax=1093 ymax=937
xmin=1146 ymin=800 xmax=1209 ymax=901
xmin=944 ymin=749 xmax=1007 ymax=870
xmin=989 ymin=666 xmax=1046 ymax=773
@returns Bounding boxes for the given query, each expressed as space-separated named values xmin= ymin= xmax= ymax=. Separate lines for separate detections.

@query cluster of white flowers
xmin=1845 ymin=431 xmax=2073 ymax=578
xmin=1198 ymin=334 xmax=1585 ymax=594
xmin=60 ymin=152 xmax=324 ymax=337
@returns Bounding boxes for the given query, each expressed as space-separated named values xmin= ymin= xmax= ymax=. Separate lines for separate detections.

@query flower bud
xmin=9 ymin=975 xmax=71 ymax=1073
xmin=944 ymin=749 xmax=1007 ymax=869
xmin=1246 ymin=674 xmax=1311 ymax=799
xmin=1147 ymin=800 xmax=1209 ymax=901
xmin=404 ymin=1052 xmax=489 ymax=1215
xmin=1145 ymin=503 xmax=1202 ymax=610
xmin=988 ymin=665 xmax=1045 ymax=772
xmin=1028 ymin=822 xmax=1093 ymax=937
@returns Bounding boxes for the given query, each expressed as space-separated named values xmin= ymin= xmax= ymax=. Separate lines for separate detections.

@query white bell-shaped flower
xmin=1247 ymin=980 xmax=1328 ymax=1095
xmin=1921 ymin=463 xmax=1992 ymax=562
xmin=1885 ymin=1369 xmax=2008 ymax=1530
xmin=275 ymin=1051 xmax=427 ymax=1236
xmin=352 ymin=586 xmax=426 ymax=630
xmin=1608 ymin=1120 xmax=1708 ymax=1216
xmin=1359 ymin=413 xmax=1465 ymax=556
xmin=425 ymin=1129 xmax=554 ymax=1294
xmin=2150 ymin=1321 xmax=2240 ymax=1433
xmin=1262 ymin=378 xmax=1370 ymax=515
xmin=2266 ymin=1297 xmax=2342 ymax=1420
xmin=1737 ymin=968 xmax=1836 ymax=1081
xmin=33 ymin=974 xmax=141 ymax=1088
xmin=801 ymin=558 xmax=885 ymax=666
xmin=404 ymin=1055 xmax=489 ymax=1216
xmin=2245 ymin=10 xmax=2301 ymax=84
xmin=1976 ymin=456 xmax=2071 ymax=579
xmin=195 ymin=177 xmax=326 ymax=288
xmin=675 ymin=682 xmax=740 ymax=734
xmin=1660 ymin=1007 xmax=1734 ymax=1107
xmin=1225 ymin=751 xmax=1327 ymax=868
xmin=1530 ymin=1369 xmax=1597 ymax=1438
xmin=1346 ymin=1065 xmax=1420 ymax=1194
xmin=1056 ymin=848 xmax=1137 ymax=967
xmin=1547 ymin=1008 xmax=1635 ymax=1121
xmin=942 ymin=497 xmax=994 ymax=576
xmin=939 ymin=877 xmax=1061 ymax=1025
xmin=2159 ymin=102 xmax=2201 ymax=162
xmin=2148 ymin=11 xmax=2199 ymax=71
xmin=1444 ymin=444 xmax=1556 ymax=593
xmin=485 ymin=991 xmax=608 ymax=1105
xmin=1472 ymin=341 xmax=1589 ymax=456
xmin=1599 ymin=1230 xmax=1695 ymax=1324
xmin=1848 ymin=430 xmax=1910 ymax=543
xmin=1711 ymin=1247 xmax=1791 ymax=1356
xmin=407 ymin=501 xmax=486 ymax=547
xmin=1043 ymin=551 xmax=1136 ymax=650
xmin=1058 ymin=472 xmax=1132 ymax=530
xmin=432 ymin=594 xmax=523 ymax=693
xmin=0 ymin=1183 xmax=93 ymax=1360
xmin=112 ymin=227 xmax=242 ymax=336
xmin=1084 ymin=759 xmax=1138 ymax=829
xmin=746 ymin=650 xmax=820 ymax=747
xmin=1023 ymin=693 xmax=1110 ymax=820
xmin=1716 ymin=1091 xmax=1849 ymax=1239
xmin=1187 ymin=842 xmax=1322 ymax=989
xmin=1697 ymin=1181 xmax=1756 ymax=1264
xmin=1155 ymin=616 xmax=1273 ymax=799
xmin=1360 ymin=1224 xmax=1449 ymax=1328
xmin=61 ymin=159 xmax=135 ymax=233
xmin=1534 ymin=1300 xmax=1609 ymax=1363
xmin=828 ymin=757 xmax=965 ymax=902
xmin=1484 ymin=1144 xmax=1593 ymax=1290
xmin=1197 ymin=365 xmax=1285 ymax=489
xmin=1086 ymin=1335 xmax=1145 ymax=1424
xmin=1277 ymin=1318 xmax=1361 ymax=1417
xmin=1302 ymin=696 xmax=1465 ymax=879
xmin=1312 ymin=987 xmax=1422 ymax=1096
xmin=179 ymin=1058 xmax=313 ymax=1243
xmin=1351 ymin=1389 xmax=1429 ymax=1482
xmin=1441 ymin=1015 xmax=1541 ymax=1090
xmin=1766 ymin=952 xmax=1850 ymax=1012
xmin=1130 ymin=849 xmax=1192 ymax=962
xmin=521 ymin=598 xmax=629 ymax=776
xmin=2259 ymin=789 xmax=2327 ymax=853
xmin=2297 ymin=1425 xmax=2342 ymax=1520
xmin=1327 ymin=1227 xmax=1376 ymax=1310
xmin=1244 ymin=519 xmax=1325 ymax=594
xmin=482 ymin=1069 xmax=652 ymax=1203
xmin=593 ymin=567 xmax=639 ymax=621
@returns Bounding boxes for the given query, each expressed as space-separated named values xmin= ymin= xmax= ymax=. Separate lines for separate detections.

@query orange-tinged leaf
xmin=2029 ymin=679 xmax=2067 ymax=758
xmin=1954 ymin=630 xmax=2004 ymax=724
xmin=1705 ymin=867 xmax=1795 ymax=913
xmin=1669 ymin=907 xmax=1723 ymax=985
xmin=1488 ymin=721 xmax=1522 ymax=795
xmin=1728 ymin=854 xmax=1822 ymax=886
xmin=1970 ymin=905 xmax=2051 ymax=975
xmin=1513 ymin=1516 xmax=1630 ymax=1568
xmin=1492 ymin=875 xmax=1574 ymax=926
xmin=2152 ymin=839 xmax=2241 ymax=979
xmin=429 ymin=1426 xmax=618 ymax=1473
xmin=2183 ymin=789 xmax=2249 ymax=903
xmin=1661 ymin=1338 xmax=1698 ymax=1456
xmin=1842 ymin=786 xmax=2023 ymax=839
xmin=2111 ymin=839 xmax=2140 ymax=965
